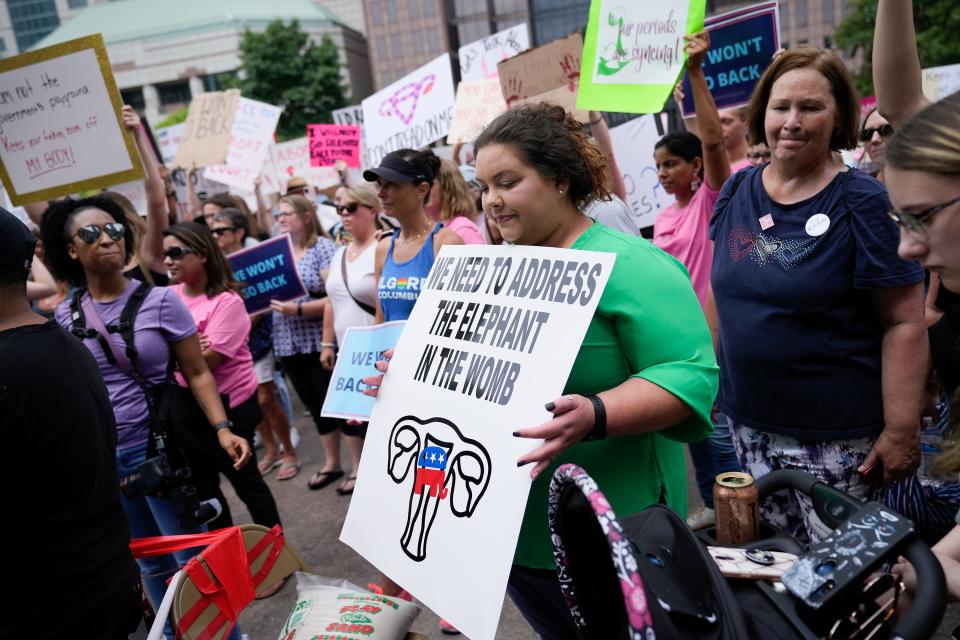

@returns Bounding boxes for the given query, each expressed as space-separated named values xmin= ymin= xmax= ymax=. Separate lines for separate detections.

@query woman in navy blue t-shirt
xmin=708 ymin=47 xmax=926 ymax=543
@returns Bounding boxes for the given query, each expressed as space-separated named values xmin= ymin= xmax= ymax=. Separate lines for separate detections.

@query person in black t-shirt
xmin=0 ymin=207 xmax=141 ymax=639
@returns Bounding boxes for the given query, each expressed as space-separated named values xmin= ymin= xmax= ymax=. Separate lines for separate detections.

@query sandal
xmin=307 ymin=469 xmax=344 ymax=490
xmin=276 ymin=460 xmax=300 ymax=481
xmin=336 ymin=475 xmax=358 ymax=495
xmin=257 ymin=455 xmax=282 ymax=476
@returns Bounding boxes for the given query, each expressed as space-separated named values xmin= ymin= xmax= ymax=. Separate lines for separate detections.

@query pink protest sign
xmin=308 ymin=124 xmax=361 ymax=168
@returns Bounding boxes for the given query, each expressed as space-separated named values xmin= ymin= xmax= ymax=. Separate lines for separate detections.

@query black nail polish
xmin=517 ymin=460 xmax=525 ymax=467
xmin=545 ymin=402 xmax=556 ymax=412
xmin=512 ymin=431 xmax=520 ymax=437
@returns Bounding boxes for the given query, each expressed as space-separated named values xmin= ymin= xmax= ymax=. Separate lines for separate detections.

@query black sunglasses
xmin=859 ymin=124 xmax=894 ymax=142
xmin=210 ymin=226 xmax=237 ymax=236
xmin=72 ymin=222 xmax=126 ymax=244
xmin=163 ymin=246 xmax=195 ymax=260
xmin=336 ymin=202 xmax=361 ymax=215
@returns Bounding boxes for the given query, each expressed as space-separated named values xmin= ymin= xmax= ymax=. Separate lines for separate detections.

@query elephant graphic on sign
xmin=387 ymin=416 xmax=492 ymax=562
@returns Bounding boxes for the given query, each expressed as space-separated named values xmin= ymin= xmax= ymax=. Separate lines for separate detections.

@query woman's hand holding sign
xmin=361 ymin=348 xmax=394 ymax=396
xmin=513 ymin=395 xmax=596 ymax=480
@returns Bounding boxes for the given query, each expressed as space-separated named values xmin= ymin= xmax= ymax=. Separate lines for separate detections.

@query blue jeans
xmin=689 ymin=411 xmax=742 ymax=508
xmin=117 ymin=441 xmax=242 ymax=640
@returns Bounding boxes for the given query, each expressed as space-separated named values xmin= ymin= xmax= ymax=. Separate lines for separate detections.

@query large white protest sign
xmin=362 ymin=54 xmax=456 ymax=167
xmin=922 ymin=63 xmax=960 ymax=103
xmin=446 ymin=78 xmax=508 ymax=145
xmin=106 ymin=179 xmax=148 ymax=215
xmin=342 ymin=245 xmax=615 ymax=640
xmin=610 ymin=114 xmax=670 ymax=230
xmin=155 ymin=123 xmax=227 ymax=219
xmin=0 ymin=34 xmax=142 ymax=205
xmin=204 ymin=97 xmax=282 ymax=192
xmin=268 ymin=137 xmax=341 ymax=193
xmin=458 ymin=24 xmax=530 ymax=82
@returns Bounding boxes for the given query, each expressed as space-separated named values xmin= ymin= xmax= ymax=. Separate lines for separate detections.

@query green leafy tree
xmin=836 ymin=0 xmax=960 ymax=97
xmin=226 ymin=19 xmax=349 ymax=141
xmin=156 ymin=106 xmax=188 ymax=128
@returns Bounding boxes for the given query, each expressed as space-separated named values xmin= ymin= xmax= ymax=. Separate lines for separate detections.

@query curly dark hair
xmin=40 ymin=197 xmax=134 ymax=286
xmin=474 ymin=104 xmax=610 ymax=208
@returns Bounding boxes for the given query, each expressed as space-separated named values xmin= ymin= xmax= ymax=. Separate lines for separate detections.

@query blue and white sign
xmin=228 ymin=235 xmax=306 ymax=316
xmin=321 ymin=321 xmax=407 ymax=420
xmin=680 ymin=1 xmax=780 ymax=116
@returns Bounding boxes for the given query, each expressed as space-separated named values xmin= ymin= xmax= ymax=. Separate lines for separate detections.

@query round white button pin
xmin=805 ymin=213 xmax=830 ymax=237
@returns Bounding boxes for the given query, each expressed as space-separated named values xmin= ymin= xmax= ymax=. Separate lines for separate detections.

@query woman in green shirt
xmin=366 ymin=104 xmax=718 ymax=639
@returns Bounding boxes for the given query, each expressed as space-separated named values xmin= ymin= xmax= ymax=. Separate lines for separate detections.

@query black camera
xmin=120 ymin=447 xmax=217 ymax=530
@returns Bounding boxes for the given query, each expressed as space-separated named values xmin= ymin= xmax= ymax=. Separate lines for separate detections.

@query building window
xmin=386 ymin=0 xmax=398 ymax=22
xmin=780 ymin=3 xmax=789 ymax=33
xmin=370 ymin=0 xmax=382 ymax=26
xmin=796 ymin=0 xmax=808 ymax=28
xmin=376 ymin=38 xmax=388 ymax=60
xmin=391 ymin=35 xmax=403 ymax=58
xmin=410 ymin=0 xmax=420 ymax=19
xmin=7 ymin=0 xmax=61 ymax=52
xmin=67 ymin=0 xmax=87 ymax=8
xmin=423 ymin=0 xmax=436 ymax=16
xmin=157 ymin=81 xmax=192 ymax=108
xmin=822 ymin=0 xmax=834 ymax=22
xmin=823 ymin=36 xmax=832 ymax=49
xmin=120 ymin=88 xmax=146 ymax=112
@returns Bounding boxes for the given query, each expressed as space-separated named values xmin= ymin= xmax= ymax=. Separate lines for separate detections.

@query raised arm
xmin=873 ymin=0 xmax=930 ymax=129
xmin=24 ymin=202 xmax=49 ymax=227
xmin=26 ymin=256 xmax=57 ymax=301
xmin=122 ymin=106 xmax=167 ymax=273
xmin=588 ymin=112 xmax=627 ymax=201
xmin=685 ymin=32 xmax=730 ymax=191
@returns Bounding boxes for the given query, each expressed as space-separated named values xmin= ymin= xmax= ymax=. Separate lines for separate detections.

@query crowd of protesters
xmin=4 ymin=0 xmax=960 ymax=636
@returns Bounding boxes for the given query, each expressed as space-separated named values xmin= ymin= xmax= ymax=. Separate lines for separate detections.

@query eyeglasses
xmin=336 ymin=202 xmax=361 ymax=216
xmin=72 ymin=222 xmax=126 ymax=244
xmin=747 ymin=151 xmax=771 ymax=161
xmin=163 ymin=246 xmax=194 ymax=260
xmin=859 ymin=124 xmax=894 ymax=142
xmin=887 ymin=194 xmax=960 ymax=239
xmin=210 ymin=226 xmax=236 ymax=236
xmin=273 ymin=210 xmax=296 ymax=219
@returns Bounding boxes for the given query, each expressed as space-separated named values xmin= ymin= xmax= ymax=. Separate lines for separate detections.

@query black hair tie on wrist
xmin=582 ymin=394 xmax=607 ymax=441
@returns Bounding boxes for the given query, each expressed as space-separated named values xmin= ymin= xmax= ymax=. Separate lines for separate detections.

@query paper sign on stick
xmin=680 ymin=2 xmax=780 ymax=116
xmin=172 ymin=89 xmax=240 ymax=169
xmin=204 ymin=97 xmax=283 ymax=192
xmin=497 ymin=33 xmax=587 ymax=120
xmin=446 ymin=78 xmax=508 ymax=145
xmin=922 ymin=63 xmax=960 ymax=103
xmin=362 ymin=54 xmax=456 ymax=167
xmin=228 ymin=235 xmax=306 ymax=316
xmin=0 ymin=34 xmax=143 ymax=205
xmin=321 ymin=321 xmax=408 ymax=420
xmin=610 ymin=114 xmax=670 ymax=230
xmin=341 ymin=244 xmax=615 ymax=640
xmin=459 ymin=24 xmax=530 ymax=82
xmin=577 ymin=0 xmax=706 ymax=113
xmin=308 ymin=124 xmax=362 ymax=168
xmin=268 ymin=137 xmax=341 ymax=193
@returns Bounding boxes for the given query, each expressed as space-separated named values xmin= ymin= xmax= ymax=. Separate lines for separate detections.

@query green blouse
xmin=513 ymin=223 xmax=719 ymax=568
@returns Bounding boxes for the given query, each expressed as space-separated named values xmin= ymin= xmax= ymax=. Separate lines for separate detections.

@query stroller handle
xmin=755 ymin=469 xmax=947 ymax=640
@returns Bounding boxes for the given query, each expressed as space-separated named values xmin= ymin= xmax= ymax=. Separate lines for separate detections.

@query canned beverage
xmin=713 ymin=472 xmax=759 ymax=545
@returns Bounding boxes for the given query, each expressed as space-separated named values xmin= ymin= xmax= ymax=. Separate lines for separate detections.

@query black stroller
xmin=548 ymin=465 xmax=948 ymax=640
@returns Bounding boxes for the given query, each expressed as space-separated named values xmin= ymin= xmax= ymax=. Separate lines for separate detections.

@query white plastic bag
xmin=277 ymin=573 xmax=420 ymax=640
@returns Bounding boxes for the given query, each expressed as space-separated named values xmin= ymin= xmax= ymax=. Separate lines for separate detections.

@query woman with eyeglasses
xmin=425 ymin=159 xmax=487 ymax=244
xmin=162 ymin=223 xmax=282 ymax=535
xmin=746 ymin=142 xmax=772 ymax=167
xmin=709 ymin=46 xmax=927 ymax=545
xmin=41 ymin=197 xmax=251 ymax=629
xmin=874 ymin=0 xmax=960 ymax=604
xmin=318 ymin=185 xmax=382 ymax=495
xmin=268 ymin=195 xmax=342 ymax=490
xmin=211 ymin=209 xmax=301 ymax=480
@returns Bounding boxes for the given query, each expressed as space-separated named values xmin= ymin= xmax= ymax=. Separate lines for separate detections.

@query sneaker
xmin=686 ymin=507 xmax=715 ymax=530
xmin=438 ymin=619 xmax=461 ymax=635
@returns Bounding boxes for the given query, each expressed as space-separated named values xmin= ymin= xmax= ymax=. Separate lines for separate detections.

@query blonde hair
xmin=279 ymin=194 xmax=328 ymax=248
xmin=342 ymin=184 xmax=381 ymax=211
xmin=435 ymin=159 xmax=476 ymax=221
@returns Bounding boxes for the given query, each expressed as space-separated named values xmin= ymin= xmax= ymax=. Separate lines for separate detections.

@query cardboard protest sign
xmin=446 ymin=78 xmax=508 ymax=145
xmin=0 ymin=34 xmax=143 ymax=205
xmin=362 ymin=54 xmax=456 ymax=167
xmin=308 ymin=124 xmax=362 ymax=168
xmin=172 ymin=89 xmax=240 ymax=169
xmin=497 ymin=33 xmax=587 ymax=119
xmin=228 ymin=235 xmax=306 ymax=316
xmin=459 ymin=23 xmax=530 ymax=82
xmin=922 ymin=63 xmax=960 ymax=103
xmin=679 ymin=2 xmax=779 ymax=116
xmin=578 ymin=0 xmax=706 ymax=113
xmin=268 ymin=137 xmax=341 ymax=193
xmin=155 ymin=123 xmax=227 ymax=220
xmin=204 ymin=97 xmax=283 ymax=192
xmin=341 ymin=245 xmax=615 ymax=640
xmin=610 ymin=114 xmax=670 ymax=230
xmin=321 ymin=321 xmax=408 ymax=420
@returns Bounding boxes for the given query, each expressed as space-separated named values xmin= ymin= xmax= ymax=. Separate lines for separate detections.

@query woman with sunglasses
xmin=318 ymin=185 xmax=382 ymax=495
xmin=163 ymin=223 xmax=282 ymax=533
xmin=425 ymin=159 xmax=486 ymax=244
xmin=708 ymin=46 xmax=927 ymax=544
xmin=41 ymin=197 xmax=251 ymax=628
xmin=859 ymin=109 xmax=895 ymax=182
xmin=363 ymin=104 xmax=717 ymax=638
xmin=268 ymin=195 xmax=342 ymax=490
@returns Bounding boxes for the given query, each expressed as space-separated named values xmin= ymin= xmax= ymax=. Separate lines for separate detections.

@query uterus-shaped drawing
xmin=387 ymin=416 xmax=492 ymax=562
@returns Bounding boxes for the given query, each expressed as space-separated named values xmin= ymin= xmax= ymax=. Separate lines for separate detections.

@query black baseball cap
xmin=363 ymin=150 xmax=434 ymax=184
xmin=0 ymin=207 xmax=35 ymax=271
